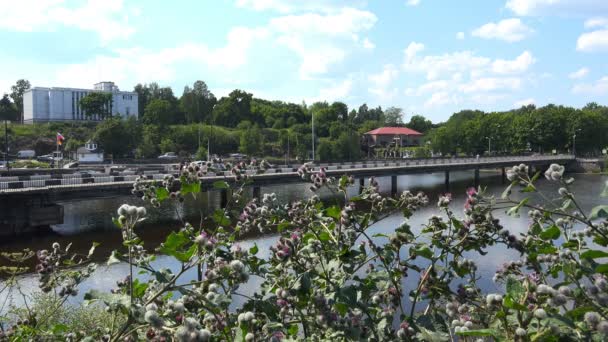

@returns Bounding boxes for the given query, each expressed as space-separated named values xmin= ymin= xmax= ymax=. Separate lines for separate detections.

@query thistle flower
xmin=585 ymin=312 xmax=601 ymax=327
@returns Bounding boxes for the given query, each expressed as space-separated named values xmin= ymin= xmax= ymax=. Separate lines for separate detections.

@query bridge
xmin=0 ymin=155 xmax=575 ymax=236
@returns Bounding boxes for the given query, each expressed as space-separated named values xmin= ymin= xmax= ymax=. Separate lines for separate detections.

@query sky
xmin=0 ymin=0 xmax=607 ymax=123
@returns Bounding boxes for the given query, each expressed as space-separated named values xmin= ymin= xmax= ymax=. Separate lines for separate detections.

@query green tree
xmin=143 ymin=99 xmax=174 ymax=125
xmin=10 ymin=79 xmax=30 ymax=122
xmin=79 ymin=92 xmax=113 ymax=119
xmin=384 ymin=107 xmax=404 ymax=126
xmin=406 ymin=114 xmax=433 ymax=133
xmin=93 ymin=118 xmax=133 ymax=157
xmin=180 ymin=81 xmax=217 ymax=124
xmin=239 ymin=124 xmax=263 ymax=156
xmin=0 ymin=94 xmax=18 ymax=121
xmin=212 ymin=90 xmax=253 ymax=127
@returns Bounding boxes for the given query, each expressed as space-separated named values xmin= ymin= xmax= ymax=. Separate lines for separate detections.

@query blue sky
xmin=0 ymin=0 xmax=607 ymax=122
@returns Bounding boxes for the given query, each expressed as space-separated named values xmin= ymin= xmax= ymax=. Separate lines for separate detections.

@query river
xmin=1 ymin=170 xmax=607 ymax=311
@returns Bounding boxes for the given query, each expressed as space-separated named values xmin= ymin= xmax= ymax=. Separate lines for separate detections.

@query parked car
xmin=63 ymin=162 xmax=79 ymax=169
xmin=17 ymin=150 xmax=36 ymax=158
xmin=158 ymin=152 xmax=178 ymax=159
xmin=37 ymin=152 xmax=63 ymax=162
xmin=229 ymin=153 xmax=247 ymax=160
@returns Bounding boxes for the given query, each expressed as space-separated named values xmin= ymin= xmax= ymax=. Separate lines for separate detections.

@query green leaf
xmin=501 ymin=181 xmax=516 ymax=199
xmin=521 ymin=184 xmax=536 ymax=193
xmin=595 ymin=264 xmax=608 ymax=274
xmin=156 ymin=187 xmax=169 ymax=202
xmin=455 ymin=329 xmax=497 ymax=337
xmin=506 ymin=276 xmax=525 ymax=300
xmin=249 ymin=244 xmax=259 ymax=255
xmin=581 ymin=250 xmax=608 ymax=259
xmin=414 ymin=246 xmax=434 ymax=260
xmin=334 ymin=302 xmax=349 ymax=316
xmin=132 ymin=279 xmax=148 ymax=299
xmin=590 ymin=205 xmax=608 ymax=220
xmin=88 ymin=242 xmax=99 ymax=258
xmin=507 ymin=197 xmax=529 ymax=216
xmin=107 ymin=251 xmax=121 ymax=265
xmin=212 ymin=209 xmax=230 ymax=226
xmin=51 ymin=324 xmax=69 ymax=334
xmin=159 ymin=231 xmax=197 ymax=262
xmin=565 ymin=306 xmax=596 ymax=320
xmin=326 ymin=206 xmax=341 ymax=220
xmin=181 ymin=180 xmax=201 ymax=195
xmin=503 ymin=295 xmax=527 ymax=311
xmin=287 ymin=324 xmax=299 ymax=337
xmin=539 ymin=225 xmax=561 ymax=240
xmin=319 ymin=231 xmax=331 ymax=242
xmin=213 ymin=180 xmax=229 ymax=190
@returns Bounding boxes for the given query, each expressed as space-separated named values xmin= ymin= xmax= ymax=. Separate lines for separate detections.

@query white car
xmin=158 ymin=152 xmax=178 ymax=159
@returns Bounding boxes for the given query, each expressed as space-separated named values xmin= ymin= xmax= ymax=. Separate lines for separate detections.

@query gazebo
xmin=364 ymin=127 xmax=423 ymax=147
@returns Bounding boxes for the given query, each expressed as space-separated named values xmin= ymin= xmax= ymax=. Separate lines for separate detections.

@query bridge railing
xmin=0 ymin=155 xmax=575 ymax=192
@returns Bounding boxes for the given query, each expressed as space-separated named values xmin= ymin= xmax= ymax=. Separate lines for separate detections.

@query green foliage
xmin=0 ymin=94 xmax=18 ymax=121
xmin=239 ymin=124 xmax=263 ymax=156
xmin=3 ymin=162 xmax=608 ymax=341
xmin=10 ymin=79 xmax=30 ymax=119
xmin=79 ymin=92 xmax=113 ymax=119
xmin=428 ymin=104 xmax=608 ymax=155
xmin=93 ymin=117 xmax=137 ymax=157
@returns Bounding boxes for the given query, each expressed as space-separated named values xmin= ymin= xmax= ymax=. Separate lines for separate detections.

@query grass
xmin=11 ymin=160 xmax=50 ymax=169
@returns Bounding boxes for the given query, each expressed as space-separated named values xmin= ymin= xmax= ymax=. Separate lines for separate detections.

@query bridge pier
xmin=501 ymin=167 xmax=506 ymax=184
xmin=359 ymin=178 xmax=364 ymax=194
xmin=391 ymin=175 xmax=398 ymax=196
xmin=444 ymin=171 xmax=450 ymax=192
xmin=0 ymin=195 xmax=62 ymax=238
xmin=220 ymin=189 xmax=229 ymax=208
xmin=252 ymin=186 xmax=261 ymax=201
xmin=474 ymin=169 xmax=480 ymax=188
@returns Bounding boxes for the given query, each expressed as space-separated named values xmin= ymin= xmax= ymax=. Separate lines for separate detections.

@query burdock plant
xmin=2 ymin=160 xmax=608 ymax=341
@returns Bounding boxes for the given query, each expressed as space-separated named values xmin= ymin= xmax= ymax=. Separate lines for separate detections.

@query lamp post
xmin=311 ymin=111 xmax=315 ymax=162
xmin=4 ymin=120 xmax=9 ymax=174
xmin=485 ymin=136 xmax=491 ymax=156
xmin=572 ymin=128 xmax=581 ymax=157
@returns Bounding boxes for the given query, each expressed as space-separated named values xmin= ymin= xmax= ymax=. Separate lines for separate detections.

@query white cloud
xmin=572 ymin=76 xmax=608 ymax=95
xmin=492 ymin=51 xmax=536 ymax=74
xmin=362 ymin=38 xmax=375 ymax=49
xmin=406 ymin=0 xmax=421 ymax=6
xmin=456 ymin=31 xmax=465 ymax=40
xmin=514 ymin=98 xmax=535 ymax=107
xmin=0 ymin=0 xmax=135 ymax=43
xmin=569 ymin=67 xmax=590 ymax=79
xmin=585 ymin=17 xmax=608 ymax=28
xmin=310 ymin=78 xmax=354 ymax=102
xmin=52 ymin=26 xmax=270 ymax=88
xmin=403 ymin=44 xmax=492 ymax=80
xmin=471 ymin=18 xmax=533 ymax=42
xmin=234 ymin=0 xmax=365 ymax=13
xmin=269 ymin=7 xmax=377 ymax=79
xmin=577 ymin=29 xmax=608 ymax=52
xmin=424 ymin=92 xmax=461 ymax=108
xmin=404 ymin=42 xmax=426 ymax=61
xmin=459 ymin=77 xmax=522 ymax=93
xmin=368 ymin=64 xmax=399 ymax=99
xmin=505 ymin=0 xmax=608 ymax=16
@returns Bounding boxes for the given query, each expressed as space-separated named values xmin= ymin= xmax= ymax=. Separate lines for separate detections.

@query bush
xmin=2 ymin=162 xmax=608 ymax=341
xmin=11 ymin=160 xmax=50 ymax=168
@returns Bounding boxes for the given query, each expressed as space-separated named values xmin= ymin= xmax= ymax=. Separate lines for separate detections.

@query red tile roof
xmin=364 ymin=127 xmax=423 ymax=136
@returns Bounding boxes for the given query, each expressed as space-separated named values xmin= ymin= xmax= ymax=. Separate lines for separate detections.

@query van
xmin=17 ymin=150 xmax=36 ymax=158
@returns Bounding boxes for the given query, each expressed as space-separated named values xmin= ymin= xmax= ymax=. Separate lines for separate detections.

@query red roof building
xmin=364 ymin=126 xmax=423 ymax=147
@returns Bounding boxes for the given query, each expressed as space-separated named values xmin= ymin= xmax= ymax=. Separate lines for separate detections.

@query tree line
xmin=2 ymin=78 xmax=607 ymax=160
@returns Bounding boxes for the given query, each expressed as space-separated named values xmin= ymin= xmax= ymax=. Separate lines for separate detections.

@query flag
xmin=57 ymin=132 xmax=65 ymax=146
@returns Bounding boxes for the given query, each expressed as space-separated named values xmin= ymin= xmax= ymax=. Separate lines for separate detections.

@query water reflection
xmin=1 ymin=171 xmax=606 ymax=312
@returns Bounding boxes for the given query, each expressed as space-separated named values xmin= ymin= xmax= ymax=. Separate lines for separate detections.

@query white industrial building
xmin=23 ymin=82 xmax=138 ymax=123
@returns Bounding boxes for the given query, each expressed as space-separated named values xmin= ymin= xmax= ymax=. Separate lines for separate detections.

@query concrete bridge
xmin=0 ymin=155 xmax=575 ymax=236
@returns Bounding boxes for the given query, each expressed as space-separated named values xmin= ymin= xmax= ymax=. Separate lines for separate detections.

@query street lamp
xmin=485 ymin=136 xmax=491 ymax=156
xmin=572 ymin=128 xmax=581 ymax=157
